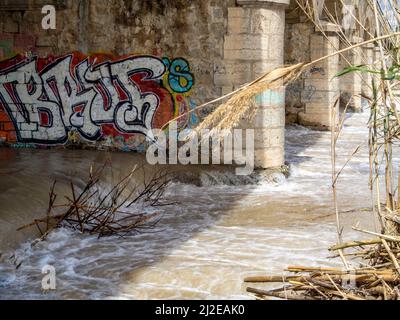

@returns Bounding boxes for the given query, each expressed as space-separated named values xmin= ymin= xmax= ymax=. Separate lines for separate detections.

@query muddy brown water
xmin=0 ymin=112 xmax=390 ymax=299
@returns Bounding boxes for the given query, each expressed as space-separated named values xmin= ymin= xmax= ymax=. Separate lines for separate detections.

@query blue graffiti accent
xmin=136 ymin=143 xmax=145 ymax=152
xmin=11 ymin=143 xmax=37 ymax=149
xmin=163 ymin=57 xmax=194 ymax=93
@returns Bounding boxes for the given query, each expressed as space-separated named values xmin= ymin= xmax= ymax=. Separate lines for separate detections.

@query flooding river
xmin=0 ymin=111 xmax=388 ymax=299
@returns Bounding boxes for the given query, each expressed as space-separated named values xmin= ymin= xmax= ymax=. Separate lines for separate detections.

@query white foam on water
xmin=0 ymin=111 xmax=397 ymax=299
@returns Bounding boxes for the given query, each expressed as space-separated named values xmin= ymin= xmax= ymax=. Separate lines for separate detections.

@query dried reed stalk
xmin=162 ymin=31 xmax=400 ymax=136
xmin=194 ymin=64 xmax=304 ymax=132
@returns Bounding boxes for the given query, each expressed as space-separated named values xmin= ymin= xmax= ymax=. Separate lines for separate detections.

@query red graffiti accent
xmin=100 ymin=124 xmax=126 ymax=140
xmin=0 ymin=55 xmax=25 ymax=71
xmin=3 ymin=82 xmax=25 ymax=116
xmin=47 ymin=79 xmax=61 ymax=102
xmin=130 ymin=72 xmax=174 ymax=130
xmin=95 ymin=71 xmax=175 ymax=142
xmin=38 ymin=111 xmax=50 ymax=127
xmin=95 ymin=83 xmax=111 ymax=111
xmin=0 ymin=103 xmax=16 ymax=143
xmin=113 ymin=79 xmax=129 ymax=101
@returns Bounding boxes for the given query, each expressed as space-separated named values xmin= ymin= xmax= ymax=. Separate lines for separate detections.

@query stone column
xmin=339 ymin=36 xmax=363 ymax=112
xmin=362 ymin=43 xmax=375 ymax=98
xmin=215 ymin=0 xmax=289 ymax=169
xmin=299 ymin=22 xmax=341 ymax=129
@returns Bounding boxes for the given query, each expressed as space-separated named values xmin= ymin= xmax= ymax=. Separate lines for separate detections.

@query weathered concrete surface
xmin=0 ymin=0 xmax=235 ymax=105
xmin=0 ymin=0 xmax=235 ymax=152
xmin=0 ymin=0 xmax=371 ymax=168
xmin=0 ymin=0 xmax=289 ymax=169
xmin=284 ymin=1 xmax=369 ymax=129
xmin=220 ymin=0 xmax=288 ymax=168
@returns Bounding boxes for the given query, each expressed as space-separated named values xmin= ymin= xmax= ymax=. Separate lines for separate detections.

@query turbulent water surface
xmin=0 ymin=112 xmax=389 ymax=299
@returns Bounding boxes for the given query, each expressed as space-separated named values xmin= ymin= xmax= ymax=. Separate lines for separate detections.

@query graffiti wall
xmin=0 ymin=52 xmax=197 ymax=151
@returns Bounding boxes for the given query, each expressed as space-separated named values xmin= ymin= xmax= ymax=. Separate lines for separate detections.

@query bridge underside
xmin=0 ymin=0 xmax=374 ymax=169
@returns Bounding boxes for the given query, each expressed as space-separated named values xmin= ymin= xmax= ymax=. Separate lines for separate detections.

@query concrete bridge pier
xmin=217 ymin=0 xmax=289 ymax=169
xmin=339 ymin=36 xmax=363 ymax=112
xmin=299 ymin=22 xmax=341 ymax=129
xmin=362 ymin=43 xmax=375 ymax=99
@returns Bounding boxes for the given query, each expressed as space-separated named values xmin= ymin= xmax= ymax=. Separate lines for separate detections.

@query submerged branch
xmin=18 ymin=164 xmax=175 ymax=241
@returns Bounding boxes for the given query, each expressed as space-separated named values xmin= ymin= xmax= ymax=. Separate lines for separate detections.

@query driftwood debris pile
xmin=245 ymin=227 xmax=400 ymax=300
xmin=18 ymin=164 xmax=174 ymax=241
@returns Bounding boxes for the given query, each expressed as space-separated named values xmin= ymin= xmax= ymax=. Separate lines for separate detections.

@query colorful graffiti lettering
xmin=0 ymin=52 xmax=195 ymax=150
xmin=162 ymin=57 xmax=197 ymax=130
xmin=162 ymin=57 xmax=194 ymax=93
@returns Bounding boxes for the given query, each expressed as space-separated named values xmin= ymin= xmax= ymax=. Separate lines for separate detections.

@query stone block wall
xmin=284 ymin=20 xmax=312 ymax=124
xmin=339 ymin=37 xmax=363 ymax=112
xmin=218 ymin=0 xmax=288 ymax=168
xmin=0 ymin=0 xmax=378 ymax=169
xmin=284 ymin=7 xmax=342 ymax=129
xmin=284 ymin=4 xmax=370 ymax=129
xmin=362 ymin=43 xmax=375 ymax=98
xmin=299 ymin=24 xmax=340 ymax=128
xmin=0 ymin=0 xmax=235 ymax=151
xmin=0 ymin=0 xmax=290 ymax=170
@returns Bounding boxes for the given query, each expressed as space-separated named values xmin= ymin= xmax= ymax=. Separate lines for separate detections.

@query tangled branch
xmin=18 ymin=164 xmax=175 ymax=241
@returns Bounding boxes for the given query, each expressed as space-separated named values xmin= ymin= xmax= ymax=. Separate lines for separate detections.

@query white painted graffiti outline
xmin=0 ymin=54 xmax=167 ymax=144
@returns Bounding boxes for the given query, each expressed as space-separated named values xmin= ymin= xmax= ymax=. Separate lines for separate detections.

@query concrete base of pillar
xmin=300 ymin=23 xmax=340 ymax=130
xmin=237 ymin=87 xmax=286 ymax=169
xmin=298 ymin=111 xmax=332 ymax=130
